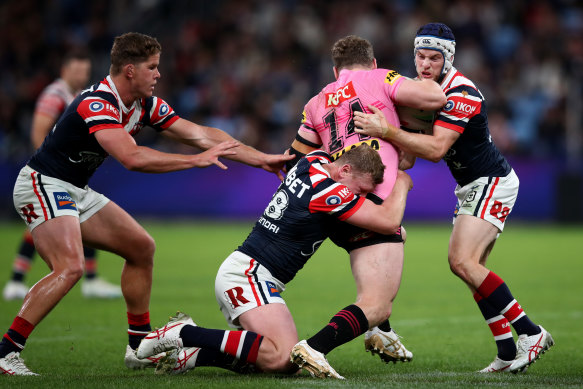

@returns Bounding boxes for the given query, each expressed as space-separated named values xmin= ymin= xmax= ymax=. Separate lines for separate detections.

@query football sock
xmin=180 ymin=326 xmax=263 ymax=364
xmin=307 ymin=304 xmax=369 ymax=355
xmin=477 ymin=271 xmax=540 ymax=337
xmin=377 ymin=319 xmax=392 ymax=332
xmin=0 ymin=316 xmax=35 ymax=358
xmin=127 ymin=312 xmax=151 ymax=350
xmin=196 ymin=348 xmax=259 ymax=373
xmin=10 ymin=235 xmax=36 ymax=282
xmin=83 ymin=247 xmax=97 ymax=280
xmin=473 ymin=291 xmax=516 ymax=360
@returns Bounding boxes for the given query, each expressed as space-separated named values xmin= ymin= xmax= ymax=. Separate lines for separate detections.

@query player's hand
xmin=260 ymin=152 xmax=295 ymax=181
xmin=354 ymin=105 xmax=399 ymax=140
xmin=193 ymin=140 xmax=239 ymax=169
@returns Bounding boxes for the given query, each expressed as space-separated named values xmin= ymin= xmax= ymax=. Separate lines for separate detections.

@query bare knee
xmin=125 ymin=232 xmax=156 ymax=266
xmin=448 ymin=254 xmax=472 ymax=282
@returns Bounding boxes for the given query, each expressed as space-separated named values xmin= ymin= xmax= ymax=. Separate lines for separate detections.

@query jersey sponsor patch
xmin=53 ymin=192 xmax=77 ymax=210
xmin=89 ymin=101 xmax=104 ymax=112
xmin=384 ymin=70 xmax=402 ymax=85
xmin=158 ymin=103 xmax=169 ymax=116
xmin=265 ymin=281 xmax=281 ymax=297
xmin=325 ymin=81 xmax=357 ymax=108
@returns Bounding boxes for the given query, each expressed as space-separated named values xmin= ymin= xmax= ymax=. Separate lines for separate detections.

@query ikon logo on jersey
xmin=265 ymin=281 xmax=281 ymax=298
xmin=444 ymin=96 xmax=479 ymax=116
xmin=53 ymin=192 xmax=77 ymax=210
xmin=325 ymin=82 xmax=356 ymax=108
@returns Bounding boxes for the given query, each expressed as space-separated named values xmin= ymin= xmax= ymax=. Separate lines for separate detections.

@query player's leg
xmin=79 ymin=201 xmax=155 ymax=353
xmin=0 ymin=216 xmax=85 ymax=376
xmin=80 ymin=246 xmax=122 ymax=299
xmin=3 ymin=230 xmax=36 ymax=301
xmin=238 ymin=303 xmax=298 ymax=373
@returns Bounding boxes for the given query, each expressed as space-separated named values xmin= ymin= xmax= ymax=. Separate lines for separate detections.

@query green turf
xmin=1 ymin=220 xmax=582 ymax=388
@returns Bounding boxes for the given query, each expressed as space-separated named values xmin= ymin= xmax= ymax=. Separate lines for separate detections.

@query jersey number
xmin=323 ymin=99 xmax=369 ymax=154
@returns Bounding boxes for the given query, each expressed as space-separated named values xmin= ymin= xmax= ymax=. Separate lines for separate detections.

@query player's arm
xmin=94 ymin=126 xmax=239 ymax=173
xmin=393 ymin=78 xmax=446 ymax=110
xmin=345 ymin=170 xmax=412 ymax=235
xmin=287 ymin=128 xmax=322 ymax=171
xmin=31 ymin=113 xmax=58 ymax=149
xmin=163 ymin=118 xmax=293 ymax=180
xmin=355 ymin=105 xmax=459 ymax=162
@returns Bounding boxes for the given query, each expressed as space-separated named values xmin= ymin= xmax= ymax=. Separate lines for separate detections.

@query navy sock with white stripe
xmin=307 ymin=304 xmax=369 ymax=355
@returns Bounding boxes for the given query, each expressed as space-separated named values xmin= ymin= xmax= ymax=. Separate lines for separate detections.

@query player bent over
xmin=137 ymin=144 xmax=413 ymax=378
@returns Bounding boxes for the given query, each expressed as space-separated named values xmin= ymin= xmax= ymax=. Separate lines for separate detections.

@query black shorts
xmin=328 ymin=193 xmax=403 ymax=253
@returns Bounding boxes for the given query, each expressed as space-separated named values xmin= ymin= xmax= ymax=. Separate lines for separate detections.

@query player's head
xmin=61 ymin=49 xmax=91 ymax=91
xmin=334 ymin=144 xmax=385 ymax=195
xmin=110 ymin=32 xmax=161 ymax=76
xmin=414 ymin=23 xmax=455 ymax=81
xmin=332 ymin=35 xmax=376 ymax=73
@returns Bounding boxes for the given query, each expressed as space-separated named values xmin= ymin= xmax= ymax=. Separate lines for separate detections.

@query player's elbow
xmin=118 ymin=154 xmax=145 ymax=172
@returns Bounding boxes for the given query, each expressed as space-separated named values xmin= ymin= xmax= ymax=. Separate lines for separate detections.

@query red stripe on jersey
xmin=477 ymin=271 xmax=504 ymax=298
xmin=480 ymin=177 xmax=500 ymax=219
xmin=488 ymin=317 xmax=512 ymax=337
xmin=503 ymin=301 xmax=524 ymax=322
xmin=31 ymin=172 xmax=48 ymax=220
xmin=88 ymin=123 xmax=124 ymax=134
xmin=337 ymin=196 xmax=365 ymax=221
xmin=434 ymin=119 xmax=464 ymax=134
xmin=161 ymin=115 xmax=179 ymax=129
xmin=244 ymin=259 xmax=262 ymax=306
xmin=223 ymin=331 xmax=243 ymax=357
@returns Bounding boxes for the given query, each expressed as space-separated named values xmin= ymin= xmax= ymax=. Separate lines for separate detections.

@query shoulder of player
xmin=443 ymin=69 xmax=480 ymax=96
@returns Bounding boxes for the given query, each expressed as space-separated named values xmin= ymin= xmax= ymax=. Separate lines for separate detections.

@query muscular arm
xmin=94 ymin=127 xmax=239 ymax=173
xmin=31 ymin=113 xmax=58 ymax=149
xmin=394 ymin=78 xmax=446 ymax=111
xmin=355 ymin=106 xmax=459 ymax=162
xmin=164 ymin=118 xmax=292 ymax=179
xmin=345 ymin=171 xmax=412 ymax=235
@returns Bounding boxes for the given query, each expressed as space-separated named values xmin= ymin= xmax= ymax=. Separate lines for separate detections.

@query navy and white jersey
xmin=435 ymin=67 xmax=511 ymax=186
xmin=238 ymin=150 xmax=365 ymax=284
xmin=28 ymin=75 xmax=179 ymax=188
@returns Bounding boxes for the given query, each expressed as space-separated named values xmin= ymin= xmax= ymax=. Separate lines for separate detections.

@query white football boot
xmin=364 ymin=327 xmax=413 ymax=363
xmin=124 ymin=345 xmax=167 ymax=369
xmin=81 ymin=277 xmax=122 ymax=299
xmin=0 ymin=352 xmax=38 ymax=376
xmin=290 ymin=340 xmax=345 ymax=379
xmin=2 ymin=281 xmax=28 ymax=301
xmin=136 ymin=312 xmax=195 ymax=359
xmin=479 ymin=356 xmax=513 ymax=373
xmin=156 ymin=347 xmax=201 ymax=375
xmin=509 ymin=326 xmax=554 ymax=373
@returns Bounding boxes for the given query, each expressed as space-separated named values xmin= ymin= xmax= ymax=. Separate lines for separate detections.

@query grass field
xmin=0 ymin=220 xmax=582 ymax=388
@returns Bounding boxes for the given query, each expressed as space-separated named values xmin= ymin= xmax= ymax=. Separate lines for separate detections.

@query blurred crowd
xmin=0 ymin=0 xmax=582 ymax=164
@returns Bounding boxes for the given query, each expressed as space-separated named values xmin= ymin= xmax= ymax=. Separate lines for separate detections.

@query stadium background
xmin=0 ymin=0 xmax=581 ymax=223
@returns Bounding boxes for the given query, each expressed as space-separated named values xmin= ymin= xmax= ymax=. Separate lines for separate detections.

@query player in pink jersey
xmin=354 ymin=23 xmax=553 ymax=373
xmin=286 ymin=36 xmax=446 ymax=376
xmin=0 ymin=33 xmax=293 ymax=376
xmin=3 ymin=50 xmax=122 ymax=302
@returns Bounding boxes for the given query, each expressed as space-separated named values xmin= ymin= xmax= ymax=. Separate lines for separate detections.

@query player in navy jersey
xmin=354 ymin=23 xmax=553 ymax=373
xmin=0 ymin=32 xmax=293 ymax=376
xmin=135 ymin=144 xmax=413 ymax=378
xmin=2 ymin=50 xmax=122 ymax=302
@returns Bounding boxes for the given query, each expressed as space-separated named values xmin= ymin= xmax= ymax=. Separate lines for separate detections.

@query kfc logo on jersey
xmin=325 ymin=82 xmax=357 ymax=108
xmin=89 ymin=101 xmax=104 ymax=112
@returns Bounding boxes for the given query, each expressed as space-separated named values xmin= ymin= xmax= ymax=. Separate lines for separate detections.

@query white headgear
xmin=414 ymin=23 xmax=456 ymax=77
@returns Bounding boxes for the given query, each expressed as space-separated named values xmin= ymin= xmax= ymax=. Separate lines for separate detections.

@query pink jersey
xmin=299 ymin=68 xmax=404 ymax=199
xmin=34 ymin=78 xmax=75 ymax=119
